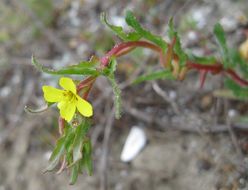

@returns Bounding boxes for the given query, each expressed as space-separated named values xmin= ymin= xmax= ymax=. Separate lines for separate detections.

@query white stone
xmin=120 ymin=126 xmax=147 ymax=162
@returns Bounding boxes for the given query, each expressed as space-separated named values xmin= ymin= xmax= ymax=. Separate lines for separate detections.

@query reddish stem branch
xmin=115 ymin=47 xmax=136 ymax=57
xmin=187 ymin=61 xmax=248 ymax=87
xmin=77 ymin=76 xmax=96 ymax=93
xmin=100 ymin=41 xmax=162 ymax=67
xmin=187 ymin=62 xmax=223 ymax=73
xmin=77 ymin=39 xmax=248 ymax=106
xmin=58 ymin=117 xmax=65 ymax=135
xmin=199 ymin=70 xmax=208 ymax=89
xmin=226 ymin=69 xmax=248 ymax=86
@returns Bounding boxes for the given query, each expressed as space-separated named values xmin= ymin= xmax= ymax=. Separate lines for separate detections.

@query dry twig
xmin=152 ymin=82 xmax=180 ymax=114
xmin=98 ymin=108 xmax=115 ymax=190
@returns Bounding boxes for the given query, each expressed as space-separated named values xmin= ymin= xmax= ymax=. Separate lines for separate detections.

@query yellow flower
xmin=42 ymin=77 xmax=93 ymax=122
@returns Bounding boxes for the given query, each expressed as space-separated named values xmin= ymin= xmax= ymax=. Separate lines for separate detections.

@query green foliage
xmin=225 ymin=79 xmax=248 ymax=100
xmin=125 ymin=11 xmax=167 ymax=52
xmin=82 ymin=140 xmax=93 ymax=175
xmin=101 ymin=12 xmax=141 ymax=41
xmin=32 ymin=56 xmax=100 ymax=76
xmin=187 ymin=54 xmax=216 ymax=65
xmin=45 ymin=118 xmax=93 ymax=185
xmin=45 ymin=135 xmax=67 ymax=172
xmin=102 ymin=58 xmax=122 ymax=119
xmin=228 ymin=50 xmax=248 ymax=79
xmin=133 ymin=69 xmax=175 ymax=84
xmin=168 ymin=18 xmax=176 ymax=39
xmin=72 ymin=120 xmax=89 ymax=163
xmin=70 ymin=162 xmax=80 ymax=185
xmin=213 ymin=23 xmax=234 ymax=68
xmin=168 ymin=18 xmax=187 ymax=67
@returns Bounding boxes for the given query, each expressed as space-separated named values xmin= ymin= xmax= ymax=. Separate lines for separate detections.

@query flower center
xmin=63 ymin=91 xmax=77 ymax=103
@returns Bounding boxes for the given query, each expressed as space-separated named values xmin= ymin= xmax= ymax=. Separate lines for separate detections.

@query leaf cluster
xmin=213 ymin=24 xmax=248 ymax=97
xmin=46 ymin=117 xmax=93 ymax=185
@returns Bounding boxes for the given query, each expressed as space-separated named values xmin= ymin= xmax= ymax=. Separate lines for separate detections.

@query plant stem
xmin=100 ymin=41 xmax=162 ymax=67
xmin=77 ymin=39 xmax=248 ymax=104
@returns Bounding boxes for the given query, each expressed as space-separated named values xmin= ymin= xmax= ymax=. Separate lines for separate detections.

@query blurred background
xmin=1 ymin=0 xmax=248 ymax=189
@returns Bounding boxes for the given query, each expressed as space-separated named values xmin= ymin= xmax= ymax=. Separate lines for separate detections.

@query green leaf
xmin=187 ymin=53 xmax=216 ymax=65
xmin=168 ymin=18 xmax=176 ymax=39
xmin=125 ymin=11 xmax=167 ymax=52
xmin=168 ymin=18 xmax=187 ymax=66
xmin=32 ymin=56 xmax=100 ymax=76
xmin=70 ymin=162 xmax=80 ymax=185
xmin=108 ymin=58 xmax=122 ymax=119
xmin=108 ymin=75 xmax=122 ymax=119
xmin=133 ymin=69 xmax=175 ymax=84
xmin=225 ymin=79 xmax=248 ymax=99
xmin=238 ymin=57 xmax=248 ymax=79
xmin=64 ymin=126 xmax=76 ymax=153
xmin=101 ymin=12 xmax=141 ymax=41
xmin=228 ymin=49 xmax=248 ymax=78
xmin=83 ymin=140 xmax=93 ymax=176
xmin=45 ymin=136 xmax=66 ymax=172
xmin=72 ymin=119 xmax=91 ymax=163
xmin=174 ymin=38 xmax=187 ymax=67
xmin=213 ymin=23 xmax=232 ymax=68
xmin=102 ymin=58 xmax=122 ymax=119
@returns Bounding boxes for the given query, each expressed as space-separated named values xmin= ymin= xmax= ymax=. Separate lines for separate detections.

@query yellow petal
xmin=42 ymin=86 xmax=63 ymax=102
xmin=76 ymin=95 xmax=93 ymax=117
xmin=59 ymin=77 xmax=76 ymax=94
xmin=57 ymin=101 xmax=76 ymax=122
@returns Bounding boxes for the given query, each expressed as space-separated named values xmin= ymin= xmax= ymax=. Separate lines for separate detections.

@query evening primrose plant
xmin=28 ymin=11 xmax=248 ymax=184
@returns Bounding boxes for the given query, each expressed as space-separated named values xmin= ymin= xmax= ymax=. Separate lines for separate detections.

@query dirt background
xmin=1 ymin=0 xmax=248 ymax=190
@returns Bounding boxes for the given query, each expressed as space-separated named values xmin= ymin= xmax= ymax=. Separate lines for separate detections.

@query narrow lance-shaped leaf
xmin=107 ymin=58 xmax=122 ymax=119
xmin=32 ymin=56 xmax=100 ymax=76
xmin=70 ymin=162 xmax=80 ymax=185
xmin=72 ymin=119 xmax=91 ymax=164
xmin=168 ymin=18 xmax=187 ymax=66
xmin=64 ymin=126 xmax=76 ymax=153
xmin=125 ymin=11 xmax=167 ymax=52
xmin=83 ymin=140 xmax=93 ymax=176
xmin=133 ymin=69 xmax=175 ymax=84
xmin=108 ymin=75 xmax=122 ymax=119
xmin=213 ymin=23 xmax=232 ymax=68
xmin=101 ymin=57 xmax=122 ymax=119
xmin=187 ymin=53 xmax=217 ymax=65
xmin=168 ymin=18 xmax=176 ymax=39
xmin=45 ymin=136 xmax=66 ymax=172
xmin=101 ymin=12 xmax=141 ymax=41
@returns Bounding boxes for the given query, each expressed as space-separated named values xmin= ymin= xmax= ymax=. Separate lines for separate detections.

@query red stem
xmin=226 ymin=69 xmax=248 ymax=86
xmin=77 ymin=76 xmax=96 ymax=93
xmin=187 ymin=62 xmax=248 ymax=87
xmin=100 ymin=41 xmax=162 ymax=67
xmin=187 ymin=62 xmax=223 ymax=73
xmin=199 ymin=70 xmax=208 ymax=89
xmin=58 ymin=117 xmax=65 ymax=135
xmin=78 ymin=40 xmax=248 ymax=104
